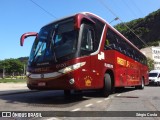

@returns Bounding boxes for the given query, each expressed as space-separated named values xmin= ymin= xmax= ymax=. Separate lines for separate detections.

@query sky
xmin=0 ymin=0 xmax=160 ymax=60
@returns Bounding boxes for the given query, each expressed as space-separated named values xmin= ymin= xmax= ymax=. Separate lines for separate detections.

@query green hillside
xmin=114 ymin=9 xmax=160 ymax=49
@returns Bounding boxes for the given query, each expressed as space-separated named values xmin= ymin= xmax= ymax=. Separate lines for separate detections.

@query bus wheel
xmin=102 ymin=73 xmax=112 ymax=97
xmin=136 ymin=78 xmax=144 ymax=89
xmin=64 ymin=90 xmax=71 ymax=97
xmin=157 ymin=82 xmax=160 ymax=86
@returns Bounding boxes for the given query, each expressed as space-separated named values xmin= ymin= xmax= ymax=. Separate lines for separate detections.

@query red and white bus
xmin=20 ymin=12 xmax=149 ymax=97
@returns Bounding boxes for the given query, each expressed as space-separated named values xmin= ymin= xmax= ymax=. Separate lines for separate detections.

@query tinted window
xmin=29 ymin=18 xmax=78 ymax=64
xmin=149 ymin=73 xmax=158 ymax=77
xmin=105 ymin=28 xmax=147 ymax=65
xmin=105 ymin=28 xmax=119 ymax=50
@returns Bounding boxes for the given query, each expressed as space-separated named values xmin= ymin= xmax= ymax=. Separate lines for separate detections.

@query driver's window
xmin=81 ymin=24 xmax=94 ymax=52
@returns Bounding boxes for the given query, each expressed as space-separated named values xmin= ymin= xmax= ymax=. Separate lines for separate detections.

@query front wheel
xmin=102 ymin=73 xmax=112 ymax=97
xmin=64 ymin=90 xmax=71 ymax=97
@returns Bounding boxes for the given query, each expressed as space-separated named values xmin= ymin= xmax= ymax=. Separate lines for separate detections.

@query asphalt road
xmin=0 ymin=86 xmax=160 ymax=120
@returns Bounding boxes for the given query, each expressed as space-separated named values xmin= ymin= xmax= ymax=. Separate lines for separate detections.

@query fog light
xmin=69 ymin=78 xmax=75 ymax=85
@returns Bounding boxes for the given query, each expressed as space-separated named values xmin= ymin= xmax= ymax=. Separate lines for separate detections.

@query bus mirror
xmin=20 ymin=32 xmax=38 ymax=46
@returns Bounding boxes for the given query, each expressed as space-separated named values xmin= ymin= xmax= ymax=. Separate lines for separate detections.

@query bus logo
xmin=2 ymin=112 xmax=11 ymax=117
xmin=84 ymin=76 xmax=92 ymax=86
xmin=98 ymin=52 xmax=105 ymax=60
xmin=117 ymin=57 xmax=126 ymax=66
xmin=56 ymin=63 xmax=67 ymax=69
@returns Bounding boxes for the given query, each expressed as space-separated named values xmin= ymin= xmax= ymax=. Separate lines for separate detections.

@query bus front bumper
xmin=27 ymin=73 xmax=79 ymax=90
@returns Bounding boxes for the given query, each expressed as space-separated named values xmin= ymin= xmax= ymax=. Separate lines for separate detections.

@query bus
xmin=20 ymin=12 xmax=149 ymax=97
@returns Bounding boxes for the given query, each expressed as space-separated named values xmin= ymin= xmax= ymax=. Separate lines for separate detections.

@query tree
xmin=0 ymin=59 xmax=24 ymax=76
xmin=114 ymin=9 xmax=160 ymax=49
xmin=147 ymin=57 xmax=154 ymax=71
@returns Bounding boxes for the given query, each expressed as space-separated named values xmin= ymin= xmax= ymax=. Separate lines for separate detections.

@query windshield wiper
xmin=31 ymin=42 xmax=45 ymax=63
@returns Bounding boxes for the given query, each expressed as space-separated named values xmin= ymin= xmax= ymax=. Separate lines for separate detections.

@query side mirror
xmin=20 ymin=32 xmax=38 ymax=46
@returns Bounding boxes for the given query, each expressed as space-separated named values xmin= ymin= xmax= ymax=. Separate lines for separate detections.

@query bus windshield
xmin=29 ymin=18 xmax=77 ymax=64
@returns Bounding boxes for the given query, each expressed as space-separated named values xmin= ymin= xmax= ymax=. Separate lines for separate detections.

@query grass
xmin=0 ymin=78 xmax=26 ymax=83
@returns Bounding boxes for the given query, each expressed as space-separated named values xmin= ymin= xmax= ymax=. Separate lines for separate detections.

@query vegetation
xmin=114 ymin=9 xmax=160 ymax=49
xmin=0 ymin=79 xmax=26 ymax=83
xmin=147 ymin=57 xmax=154 ymax=71
xmin=0 ymin=57 xmax=28 ymax=78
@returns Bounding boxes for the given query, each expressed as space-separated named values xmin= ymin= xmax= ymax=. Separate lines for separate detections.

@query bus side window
xmin=105 ymin=39 xmax=109 ymax=46
xmin=105 ymin=39 xmax=112 ymax=50
xmin=105 ymin=29 xmax=115 ymax=50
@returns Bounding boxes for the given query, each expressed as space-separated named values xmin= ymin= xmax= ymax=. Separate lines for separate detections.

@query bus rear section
xmin=104 ymin=26 xmax=149 ymax=89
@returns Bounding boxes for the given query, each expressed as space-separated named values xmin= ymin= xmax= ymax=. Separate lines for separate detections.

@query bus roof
xmin=41 ymin=12 xmax=146 ymax=58
xmin=81 ymin=12 xmax=146 ymax=58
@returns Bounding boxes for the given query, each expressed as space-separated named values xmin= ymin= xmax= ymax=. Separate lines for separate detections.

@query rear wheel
xmin=136 ymin=78 xmax=144 ymax=89
xmin=102 ymin=73 xmax=112 ymax=97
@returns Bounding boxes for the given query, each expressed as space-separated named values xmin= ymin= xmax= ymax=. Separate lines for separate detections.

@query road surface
xmin=0 ymin=85 xmax=160 ymax=120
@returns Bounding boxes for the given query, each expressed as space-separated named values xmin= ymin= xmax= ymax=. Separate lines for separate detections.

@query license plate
xmin=38 ymin=82 xmax=46 ymax=86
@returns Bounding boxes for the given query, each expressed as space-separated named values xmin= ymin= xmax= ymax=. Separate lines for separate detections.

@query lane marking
xmin=96 ymin=100 xmax=103 ymax=103
xmin=85 ymin=103 xmax=93 ymax=107
xmin=104 ymin=98 xmax=110 ymax=101
xmin=71 ymin=108 xmax=81 ymax=112
xmin=117 ymin=94 xmax=121 ymax=96
xmin=110 ymin=96 xmax=114 ymax=99
xmin=47 ymin=118 xmax=60 ymax=120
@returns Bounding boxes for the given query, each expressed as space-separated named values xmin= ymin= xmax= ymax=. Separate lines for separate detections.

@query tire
xmin=102 ymin=73 xmax=112 ymax=97
xmin=136 ymin=78 xmax=144 ymax=89
xmin=157 ymin=82 xmax=160 ymax=86
xmin=74 ymin=90 xmax=82 ymax=94
xmin=64 ymin=90 xmax=71 ymax=97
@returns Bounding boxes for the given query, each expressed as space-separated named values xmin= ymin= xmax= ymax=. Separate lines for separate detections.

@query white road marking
xmin=104 ymin=98 xmax=110 ymax=101
xmin=96 ymin=100 xmax=103 ymax=103
xmin=71 ymin=95 xmax=116 ymax=112
xmin=46 ymin=118 xmax=60 ymax=120
xmin=71 ymin=108 xmax=81 ymax=111
xmin=110 ymin=96 xmax=114 ymax=99
xmin=85 ymin=103 xmax=93 ymax=107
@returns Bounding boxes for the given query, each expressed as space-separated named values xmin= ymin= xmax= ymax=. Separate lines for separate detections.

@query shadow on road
xmin=0 ymin=90 xmax=90 ymax=108
xmin=0 ymin=87 xmax=143 ymax=107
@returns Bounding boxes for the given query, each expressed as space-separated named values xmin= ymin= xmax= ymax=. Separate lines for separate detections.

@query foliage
xmin=114 ymin=9 xmax=160 ymax=49
xmin=0 ymin=57 xmax=28 ymax=76
xmin=0 ymin=79 xmax=26 ymax=83
xmin=147 ymin=57 xmax=154 ymax=71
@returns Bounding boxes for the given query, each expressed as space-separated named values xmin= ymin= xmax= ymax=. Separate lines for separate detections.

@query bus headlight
xmin=58 ymin=62 xmax=86 ymax=74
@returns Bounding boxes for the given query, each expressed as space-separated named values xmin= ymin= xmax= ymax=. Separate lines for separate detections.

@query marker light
xmin=69 ymin=78 xmax=75 ymax=85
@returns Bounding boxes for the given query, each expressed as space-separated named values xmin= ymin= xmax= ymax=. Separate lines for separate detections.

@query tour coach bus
xmin=20 ymin=12 xmax=149 ymax=97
